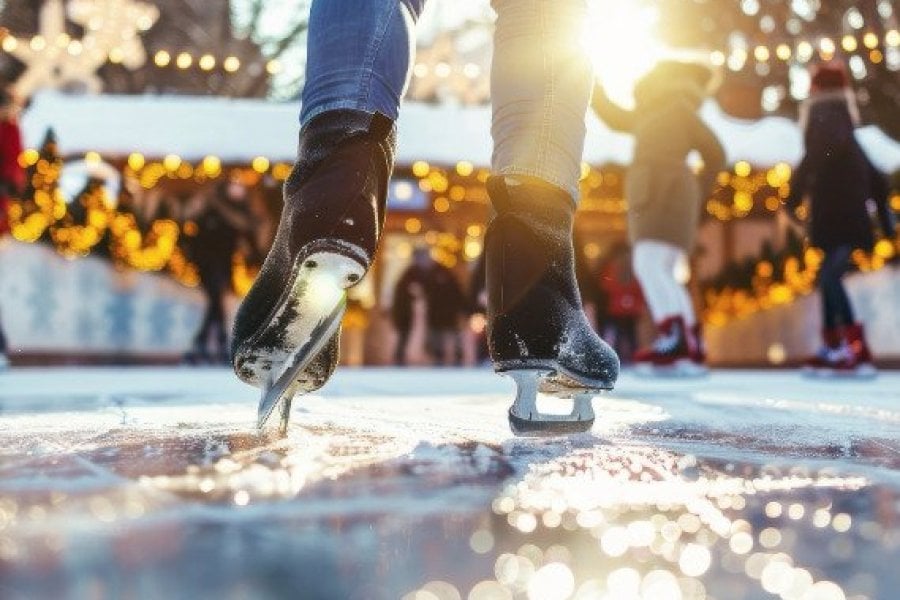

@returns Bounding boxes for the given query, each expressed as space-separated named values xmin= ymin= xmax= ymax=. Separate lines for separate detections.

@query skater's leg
xmin=233 ymin=0 xmax=427 ymax=393
xmin=491 ymin=0 xmax=592 ymax=199
xmin=394 ymin=327 xmax=410 ymax=365
xmin=632 ymin=240 xmax=682 ymax=323
xmin=672 ymin=250 xmax=697 ymax=327
xmin=818 ymin=246 xmax=854 ymax=328
xmin=192 ymin=278 xmax=217 ymax=355
xmin=485 ymin=0 xmax=617 ymax=434
xmin=632 ymin=241 xmax=696 ymax=367
xmin=300 ymin=0 xmax=426 ymax=124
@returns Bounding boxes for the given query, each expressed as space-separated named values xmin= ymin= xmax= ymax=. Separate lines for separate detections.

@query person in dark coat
xmin=592 ymin=59 xmax=725 ymax=373
xmin=423 ymin=257 xmax=466 ymax=366
xmin=185 ymin=179 xmax=254 ymax=364
xmin=391 ymin=247 xmax=430 ymax=365
xmin=785 ymin=62 xmax=895 ymax=374
xmin=0 ymin=88 xmax=24 ymax=368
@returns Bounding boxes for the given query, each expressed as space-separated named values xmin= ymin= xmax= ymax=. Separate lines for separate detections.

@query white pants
xmin=632 ymin=240 xmax=696 ymax=326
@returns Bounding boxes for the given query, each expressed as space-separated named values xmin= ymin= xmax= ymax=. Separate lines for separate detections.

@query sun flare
xmin=582 ymin=0 xmax=665 ymax=107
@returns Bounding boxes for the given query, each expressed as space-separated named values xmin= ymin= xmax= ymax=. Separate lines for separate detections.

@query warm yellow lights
xmin=176 ymin=52 xmax=192 ymax=69
xmin=412 ymin=161 xmax=430 ymax=178
xmin=863 ymin=31 xmax=880 ymax=49
xmin=202 ymin=155 xmax=222 ymax=177
xmin=127 ymin=153 xmax=145 ymax=171
xmin=404 ymin=218 xmax=422 ymax=234
xmin=455 ymin=161 xmax=474 ymax=177
xmin=2 ymin=36 xmax=18 ymax=53
xmin=199 ymin=54 xmax=216 ymax=71
xmin=251 ymin=156 xmax=270 ymax=174
xmin=163 ymin=154 xmax=182 ymax=171
xmin=18 ymin=149 xmax=40 ymax=168
xmin=223 ymin=56 xmax=240 ymax=73
xmin=775 ymin=44 xmax=792 ymax=61
xmin=841 ymin=35 xmax=858 ymax=53
xmin=154 ymin=50 xmax=171 ymax=67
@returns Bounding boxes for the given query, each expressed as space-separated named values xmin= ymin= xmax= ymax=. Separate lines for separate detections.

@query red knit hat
xmin=810 ymin=62 xmax=849 ymax=92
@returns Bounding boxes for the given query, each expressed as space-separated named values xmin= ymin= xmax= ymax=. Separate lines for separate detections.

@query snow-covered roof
xmin=20 ymin=92 xmax=900 ymax=172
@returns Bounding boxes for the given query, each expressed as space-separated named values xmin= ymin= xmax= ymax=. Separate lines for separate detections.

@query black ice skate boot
xmin=232 ymin=110 xmax=395 ymax=432
xmin=485 ymin=176 xmax=619 ymax=436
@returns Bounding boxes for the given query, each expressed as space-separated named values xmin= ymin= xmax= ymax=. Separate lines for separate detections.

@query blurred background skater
xmin=0 ymin=88 xmax=24 ymax=369
xmin=785 ymin=62 xmax=895 ymax=377
xmin=392 ymin=247 xmax=466 ymax=366
xmin=592 ymin=59 xmax=724 ymax=376
xmin=597 ymin=243 xmax=644 ymax=364
xmin=184 ymin=178 xmax=255 ymax=365
xmin=422 ymin=249 xmax=466 ymax=366
xmin=391 ymin=247 xmax=430 ymax=366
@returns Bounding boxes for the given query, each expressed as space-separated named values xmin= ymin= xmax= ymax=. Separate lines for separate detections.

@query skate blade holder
xmin=505 ymin=370 xmax=595 ymax=437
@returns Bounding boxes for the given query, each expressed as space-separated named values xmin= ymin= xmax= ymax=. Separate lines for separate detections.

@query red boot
xmin=803 ymin=327 xmax=874 ymax=377
xmin=634 ymin=316 xmax=705 ymax=376
xmin=844 ymin=323 xmax=877 ymax=376
xmin=804 ymin=327 xmax=845 ymax=371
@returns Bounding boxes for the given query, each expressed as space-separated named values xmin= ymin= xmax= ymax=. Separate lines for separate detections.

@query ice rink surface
xmin=1 ymin=367 xmax=899 ymax=600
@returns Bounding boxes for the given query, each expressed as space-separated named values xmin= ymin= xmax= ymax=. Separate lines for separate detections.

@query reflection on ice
xmin=1 ymin=368 xmax=899 ymax=599
xmin=405 ymin=445 xmax=864 ymax=599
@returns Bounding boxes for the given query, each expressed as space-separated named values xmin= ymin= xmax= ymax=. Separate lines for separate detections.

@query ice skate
xmin=485 ymin=177 xmax=619 ymax=436
xmin=803 ymin=326 xmax=877 ymax=379
xmin=634 ymin=316 xmax=707 ymax=378
xmin=231 ymin=110 xmax=395 ymax=432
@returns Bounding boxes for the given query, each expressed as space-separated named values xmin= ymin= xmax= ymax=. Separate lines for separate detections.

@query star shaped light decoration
xmin=8 ymin=0 xmax=158 ymax=97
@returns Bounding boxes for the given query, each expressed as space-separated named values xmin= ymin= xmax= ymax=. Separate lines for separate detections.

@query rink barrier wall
xmin=0 ymin=241 xmax=230 ymax=360
xmin=705 ymin=266 xmax=900 ymax=366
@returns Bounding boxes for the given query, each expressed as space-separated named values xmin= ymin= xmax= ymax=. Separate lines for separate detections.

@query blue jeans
xmin=300 ymin=0 xmax=592 ymax=200
xmin=818 ymin=245 xmax=855 ymax=329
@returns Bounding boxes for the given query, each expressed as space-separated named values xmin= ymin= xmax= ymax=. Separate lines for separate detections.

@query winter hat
xmin=800 ymin=60 xmax=860 ymax=129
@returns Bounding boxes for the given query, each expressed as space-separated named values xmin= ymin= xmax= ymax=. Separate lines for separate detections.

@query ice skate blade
xmin=505 ymin=370 xmax=596 ymax=437
xmin=257 ymin=295 xmax=347 ymax=434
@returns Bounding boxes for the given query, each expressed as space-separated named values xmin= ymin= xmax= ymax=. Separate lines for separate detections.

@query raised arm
xmin=590 ymin=83 xmax=636 ymax=133
xmin=689 ymin=112 xmax=726 ymax=194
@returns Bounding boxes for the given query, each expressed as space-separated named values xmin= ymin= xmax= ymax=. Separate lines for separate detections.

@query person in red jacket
xmin=598 ymin=244 xmax=645 ymax=364
xmin=0 ymin=88 xmax=24 ymax=234
xmin=0 ymin=87 xmax=24 ymax=367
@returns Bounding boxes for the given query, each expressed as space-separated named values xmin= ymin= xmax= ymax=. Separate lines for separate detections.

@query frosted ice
xmin=1 ymin=367 xmax=899 ymax=599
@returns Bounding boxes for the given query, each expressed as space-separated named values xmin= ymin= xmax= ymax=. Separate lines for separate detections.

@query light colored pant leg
xmin=633 ymin=240 xmax=688 ymax=324
xmin=490 ymin=0 xmax=591 ymax=201
xmin=673 ymin=251 xmax=697 ymax=326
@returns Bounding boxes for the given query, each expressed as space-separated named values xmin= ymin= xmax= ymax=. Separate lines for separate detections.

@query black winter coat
xmin=786 ymin=93 xmax=894 ymax=252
